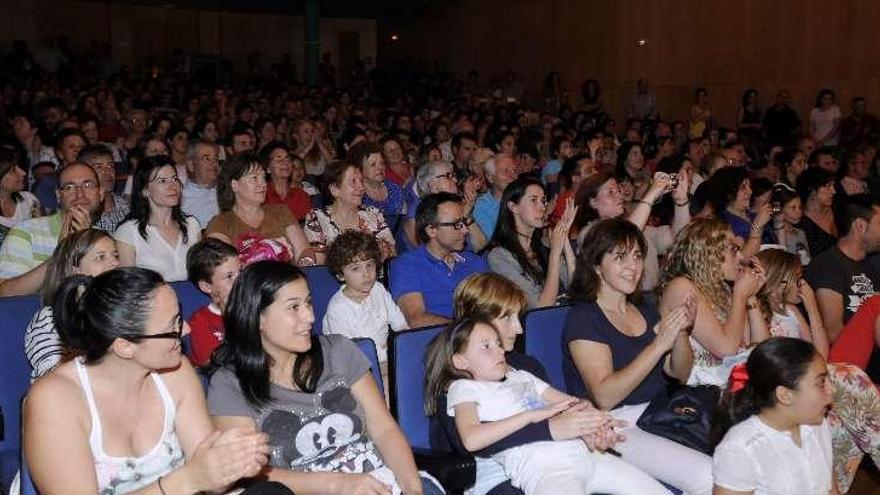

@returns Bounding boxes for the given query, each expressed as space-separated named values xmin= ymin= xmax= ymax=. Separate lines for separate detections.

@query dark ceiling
xmin=104 ymin=0 xmax=438 ymax=19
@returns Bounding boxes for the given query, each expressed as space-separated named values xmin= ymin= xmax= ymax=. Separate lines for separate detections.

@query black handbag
xmin=635 ymin=385 xmax=721 ymax=455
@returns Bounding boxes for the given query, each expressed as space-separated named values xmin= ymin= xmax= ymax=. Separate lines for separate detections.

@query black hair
xmin=570 ymin=218 xmax=646 ymax=303
xmin=0 ymin=147 xmax=24 ymax=203
xmin=795 ymin=167 xmax=834 ymax=205
xmin=213 ymin=260 xmax=323 ymax=407
xmin=711 ymin=337 xmax=819 ymax=446
xmin=835 ymin=194 xmax=880 ymax=237
xmin=187 ymin=237 xmax=238 ymax=286
xmin=491 ymin=177 xmax=549 ymax=284
xmin=808 ymin=146 xmax=837 ymax=166
xmin=77 ymin=144 xmax=114 ymax=164
xmin=124 ymin=155 xmax=191 ymax=244
xmin=415 ymin=192 xmax=463 ymax=244
xmin=706 ymin=166 xmax=750 ymax=213
xmin=615 ymin=142 xmax=642 ymax=179
xmin=451 ymin=132 xmax=477 ymax=149
xmin=815 ymin=88 xmax=836 ymax=108
xmin=559 ymin=153 xmax=590 ymax=191
xmin=53 ymin=267 xmax=166 ymax=362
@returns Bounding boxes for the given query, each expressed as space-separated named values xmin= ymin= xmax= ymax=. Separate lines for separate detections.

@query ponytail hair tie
xmin=729 ymin=362 xmax=750 ymax=393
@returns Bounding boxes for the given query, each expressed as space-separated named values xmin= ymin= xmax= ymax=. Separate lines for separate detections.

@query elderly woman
xmin=350 ymin=141 xmax=407 ymax=233
xmin=205 ymin=153 xmax=313 ymax=264
xmin=303 ymin=160 xmax=396 ymax=261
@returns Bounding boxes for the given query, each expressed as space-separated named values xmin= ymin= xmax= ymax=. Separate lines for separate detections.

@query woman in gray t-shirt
xmin=208 ymin=260 xmax=442 ymax=495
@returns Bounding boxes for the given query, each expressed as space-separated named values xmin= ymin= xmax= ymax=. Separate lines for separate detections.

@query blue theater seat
xmin=352 ymin=337 xmax=384 ymax=396
xmin=523 ymin=305 xmax=571 ymax=392
xmin=389 ymin=325 xmax=475 ymax=494
xmin=0 ymin=294 xmax=40 ymax=491
xmin=301 ymin=265 xmax=341 ymax=335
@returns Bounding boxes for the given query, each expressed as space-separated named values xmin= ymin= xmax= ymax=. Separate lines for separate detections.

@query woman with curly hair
xmin=659 ymin=218 xmax=770 ymax=386
xmin=754 ymin=248 xmax=880 ymax=493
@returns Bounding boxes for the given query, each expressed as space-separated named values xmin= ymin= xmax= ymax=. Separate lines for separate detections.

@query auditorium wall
xmin=390 ymin=0 xmax=880 ymax=129
xmin=0 ymin=0 xmax=377 ymax=79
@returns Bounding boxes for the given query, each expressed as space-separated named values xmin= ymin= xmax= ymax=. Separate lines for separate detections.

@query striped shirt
xmin=0 ymin=212 xmax=62 ymax=278
xmin=24 ymin=306 xmax=60 ymax=380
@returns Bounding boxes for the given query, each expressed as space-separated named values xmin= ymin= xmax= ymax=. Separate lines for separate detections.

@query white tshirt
xmin=447 ymin=369 xmax=550 ymax=421
xmin=810 ymin=106 xmax=842 ymax=145
xmin=321 ymin=282 xmax=408 ymax=362
xmin=114 ymin=216 xmax=201 ymax=282
xmin=713 ymin=415 xmax=833 ymax=495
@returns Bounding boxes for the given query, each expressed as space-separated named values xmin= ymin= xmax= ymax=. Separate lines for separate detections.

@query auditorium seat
xmin=352 ymin=337 xmax=384 ymax=396
xmin=302 ymin=265 xmax=341 ymax=335
xmin=523 ymin=304 xmax=571 ymax=392
xmin=389 ymin=325 xmax=475 ymax=494
xmin=0 ymin=294 xmax=40 ymax=491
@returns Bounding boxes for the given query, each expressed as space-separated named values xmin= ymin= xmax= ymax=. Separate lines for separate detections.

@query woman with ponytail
xmin=23 ymin=267 xmax=287 ymax=495
xmin=712 ymin=337 xmax=838 ymax=495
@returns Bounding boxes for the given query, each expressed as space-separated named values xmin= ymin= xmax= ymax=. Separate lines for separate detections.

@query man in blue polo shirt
xmin=391 ymin=191 xmax=488 ymax=327
xmin=473 ymin=153 xmax=517 ymax=239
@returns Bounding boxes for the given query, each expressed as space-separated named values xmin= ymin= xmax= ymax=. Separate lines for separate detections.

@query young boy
xmin=185 ymin=238 xmax=240 ymax=367
xmin=324 ymin=231 xmax=409 ymax=387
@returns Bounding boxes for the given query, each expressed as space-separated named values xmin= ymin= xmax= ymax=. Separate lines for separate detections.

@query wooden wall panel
xmin=399 ymin=0 xmax=880 ymax=131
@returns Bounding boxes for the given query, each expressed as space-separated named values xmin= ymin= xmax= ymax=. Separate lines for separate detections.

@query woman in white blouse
xmin=810 ymin=89 xmax=842 ymax=147
xmin=115 ymin=155 xmax=201 ymax=282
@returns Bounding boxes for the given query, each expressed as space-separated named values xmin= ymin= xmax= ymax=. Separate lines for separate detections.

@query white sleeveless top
xmin=75 ymin=359 xmax=185 ymax=494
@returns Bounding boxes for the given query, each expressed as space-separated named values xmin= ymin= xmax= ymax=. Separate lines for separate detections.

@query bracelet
xmin=158 ymin=476 xmax=167 ymax=495
xmin=674 ymin=199 xmax=690 ymax=207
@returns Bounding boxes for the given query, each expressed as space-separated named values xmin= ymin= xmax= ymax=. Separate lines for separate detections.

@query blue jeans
xmin=422 ymin=475 xmax=446 ymax=495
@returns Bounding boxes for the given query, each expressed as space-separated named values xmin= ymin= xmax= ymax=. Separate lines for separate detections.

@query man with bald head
xmin=0 ymin=162 xmax=104 ymax=280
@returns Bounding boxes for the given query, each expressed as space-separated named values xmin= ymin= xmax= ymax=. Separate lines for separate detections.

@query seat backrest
xmin=523 ymin=305 xmax=571 ymax=392
xmin=170 ymin=281 xmax=210 ymax=320
xmin=352 ymin=338 xmax=384 ymax=396
xmin=0 ymin=294 xmax=41 ymax=487
xmin=389 ymin=325 xmax=444 ymax=450
xmin=302 ymin=265 xmax=341 ymax=335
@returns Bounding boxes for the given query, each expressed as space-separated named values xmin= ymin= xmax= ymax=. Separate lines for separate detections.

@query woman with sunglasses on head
xmin=115 ymin=155 xmax=201 ymax=282
xmin=24 ymin=267 xmax=287 ymax=495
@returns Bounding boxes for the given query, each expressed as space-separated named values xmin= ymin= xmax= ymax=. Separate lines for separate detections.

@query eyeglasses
xmin=433 ymin=217 xmax=473 ymax=230
xmin=58 ymin=180 xmax=100 ymax=194
xmin=432 ymin=171 xmax=456 ymax=181
xmin=150 ymin=175 xmax=181 ymax=186
xmin=119 ymin=314 xmax=183 ymax=341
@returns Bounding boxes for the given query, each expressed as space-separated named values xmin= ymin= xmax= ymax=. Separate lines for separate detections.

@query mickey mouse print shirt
xmin=208 ymin=335 xmax=389 ymax=476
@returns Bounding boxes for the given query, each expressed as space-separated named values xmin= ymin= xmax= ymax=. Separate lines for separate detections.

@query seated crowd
xmin=4 ymin=41 xmax=880 ymax=495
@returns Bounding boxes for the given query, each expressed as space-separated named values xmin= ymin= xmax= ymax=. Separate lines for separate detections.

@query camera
xmin=771 ymin=201 xmax=782 ymax=214
xmin=668 ymin=174 xmax=679 ymax=189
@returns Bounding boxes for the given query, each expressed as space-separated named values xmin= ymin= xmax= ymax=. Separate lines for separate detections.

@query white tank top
xmin=75 ymin=358 xmax=185 ymax=494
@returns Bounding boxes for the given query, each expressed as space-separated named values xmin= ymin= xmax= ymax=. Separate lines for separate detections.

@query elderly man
xmin=473 ymin=153 xmax=517 ymax=239
xmin=181 ymin=140 xmax=221 ymax=227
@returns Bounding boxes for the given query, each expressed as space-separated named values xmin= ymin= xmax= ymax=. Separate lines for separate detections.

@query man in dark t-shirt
xmin=806 ymin=194 xmax=880 ymax=341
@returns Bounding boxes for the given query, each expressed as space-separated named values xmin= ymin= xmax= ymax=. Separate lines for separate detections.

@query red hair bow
xmin=729 ymin=363 xmax=750 ymax=393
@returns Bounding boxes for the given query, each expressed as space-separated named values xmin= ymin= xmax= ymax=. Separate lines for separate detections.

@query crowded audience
xmin=4 ymin=35 xmax=880 ymax=495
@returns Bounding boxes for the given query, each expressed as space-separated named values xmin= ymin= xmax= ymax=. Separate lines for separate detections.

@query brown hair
xmin=569 ymin=218 xmax=646 ymax=304
xmin=325 ymin=231 xmax=381 ymax=279
xmin=42 ymin=229 xmax=114 ymax=304
xmin=217 ymin=153 xmax=264 ymax=211
xmin=453 ymin=272 xmax=528 ymax=321
xmin=755 ymin=248 xmax=802 ymax=322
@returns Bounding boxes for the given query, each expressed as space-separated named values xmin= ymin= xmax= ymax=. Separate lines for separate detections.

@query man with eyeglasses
xmin=181 ymin=140 xmax=220 ymax=227
xmin=390 ymin=192 xmax=488 ymax=328
xmin=78 ymin=144 xmax=129 ymax=231
xmin=0 ymin=162 xmax=104 ymax=292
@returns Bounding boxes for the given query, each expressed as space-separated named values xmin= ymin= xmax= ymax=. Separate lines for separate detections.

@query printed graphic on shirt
xmin=258 ymin=381 xmax=384 ymax=474
xmin=847 ymin=274 xmax=876 ymax=314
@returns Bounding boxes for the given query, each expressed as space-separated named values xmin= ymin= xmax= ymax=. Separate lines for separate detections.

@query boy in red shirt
xmin=185 ymin=238 xmax=240 ymax=367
